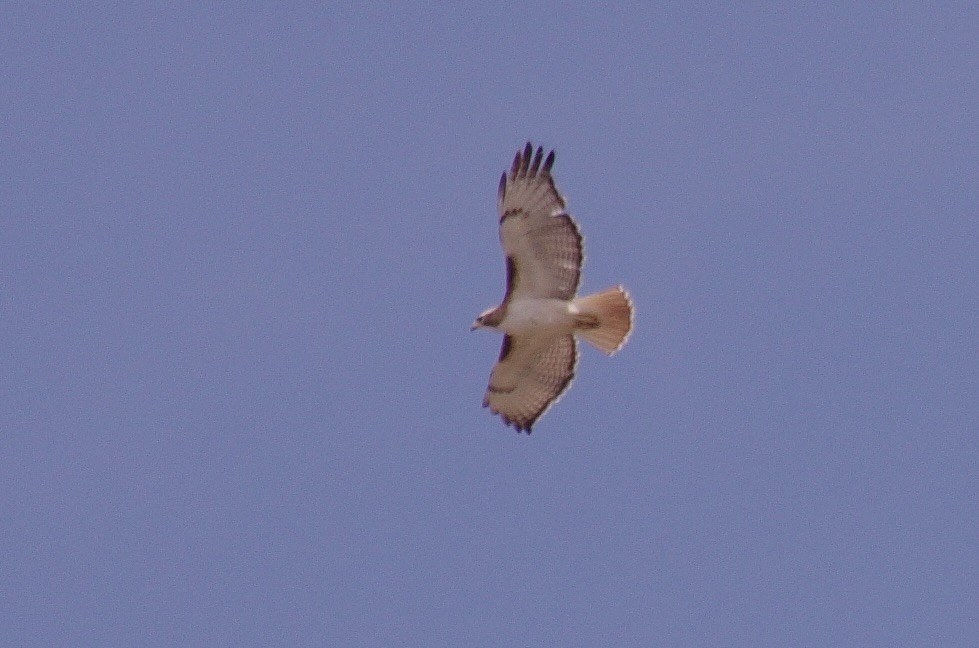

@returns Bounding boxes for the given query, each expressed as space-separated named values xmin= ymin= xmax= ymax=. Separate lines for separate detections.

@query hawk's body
xmin=472 ymin=143 xmax=634 ymax=433
xmin=496 ymin=298 xmax=579 ymax=335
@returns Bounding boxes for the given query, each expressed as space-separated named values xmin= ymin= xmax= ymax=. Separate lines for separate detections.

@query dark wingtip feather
xmin=543 ymin=150 xmax=555 ymax=174
xmin=496 ymin=412 xmax=533 ymax=434
xmin=498 ymin=171 xmax=507 ymax=201
xmin=518 ymin=142 xmax=533 ymax=177
xmin=529 ymin=146 xmax=544 ymax=176
xmin=509 ymin=142 xmax=556 ymax=180
xmin=510 ymin=149 xmax=521 ymax=177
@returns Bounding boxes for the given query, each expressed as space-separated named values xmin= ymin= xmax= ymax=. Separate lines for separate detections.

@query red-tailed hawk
xmin=472 ymin=143 xmax=634 ymax=433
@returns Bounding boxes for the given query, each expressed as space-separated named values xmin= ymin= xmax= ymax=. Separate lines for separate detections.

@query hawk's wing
xmin=497 ymin=143 xmax=583 ymax=302
xmin=483 ymin=333 xmax=577 ymax=433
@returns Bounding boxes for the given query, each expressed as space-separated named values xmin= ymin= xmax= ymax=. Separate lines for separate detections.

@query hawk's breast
xmin=499 ymin=298 xmax=577 ymax=336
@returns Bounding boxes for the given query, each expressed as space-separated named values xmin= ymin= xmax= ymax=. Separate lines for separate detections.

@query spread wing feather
xmin=483 ymin=334 xmax=577 ymax=433
xmin=497 ymin=143 xmax=583 ymax=301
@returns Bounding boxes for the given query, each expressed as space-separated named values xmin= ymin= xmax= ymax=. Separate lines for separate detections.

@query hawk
xmin=472 ymin=142 xmax=634 ymax=433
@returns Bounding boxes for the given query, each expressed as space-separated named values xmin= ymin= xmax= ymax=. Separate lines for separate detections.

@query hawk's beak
xmin=470 ymin=321 xmax=480 ymax=331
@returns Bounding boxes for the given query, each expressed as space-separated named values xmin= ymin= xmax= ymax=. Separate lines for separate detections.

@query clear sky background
xmin=3 ymin=3 xmax=977 ymax=646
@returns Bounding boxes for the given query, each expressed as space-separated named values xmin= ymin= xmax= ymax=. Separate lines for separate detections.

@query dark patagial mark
xmin=498 ymin=335 xmax=513 ymax=361
xmin=502 ymin=255 xmax=517 ymax=302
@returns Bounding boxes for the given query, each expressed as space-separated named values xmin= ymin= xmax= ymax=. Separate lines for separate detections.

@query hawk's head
xmin=471 ymin=306 xmax=504 ymax=331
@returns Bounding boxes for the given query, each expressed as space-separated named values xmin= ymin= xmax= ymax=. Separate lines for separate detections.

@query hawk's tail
xmin=574 ymin=286 xmax=634 ymax=355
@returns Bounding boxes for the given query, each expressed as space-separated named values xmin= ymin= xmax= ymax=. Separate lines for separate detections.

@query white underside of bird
xmin=494 ymin=298 xmax=579 ymax=336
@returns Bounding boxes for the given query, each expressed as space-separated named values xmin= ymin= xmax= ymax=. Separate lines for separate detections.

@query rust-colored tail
xmin=573 ymin=286 xmax=634 ymax=355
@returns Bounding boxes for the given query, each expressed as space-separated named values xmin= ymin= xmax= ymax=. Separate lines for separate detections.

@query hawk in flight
xmin=472 ymin=143 xmax=634 ymax=433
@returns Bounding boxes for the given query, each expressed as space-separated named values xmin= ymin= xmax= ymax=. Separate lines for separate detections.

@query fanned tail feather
xmin=574 ymin=286 xmax=634 ymax=355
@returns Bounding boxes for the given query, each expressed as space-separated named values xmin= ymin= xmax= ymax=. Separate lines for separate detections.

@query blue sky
xmin=3 ymin=3 xmax=977 ymax=645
